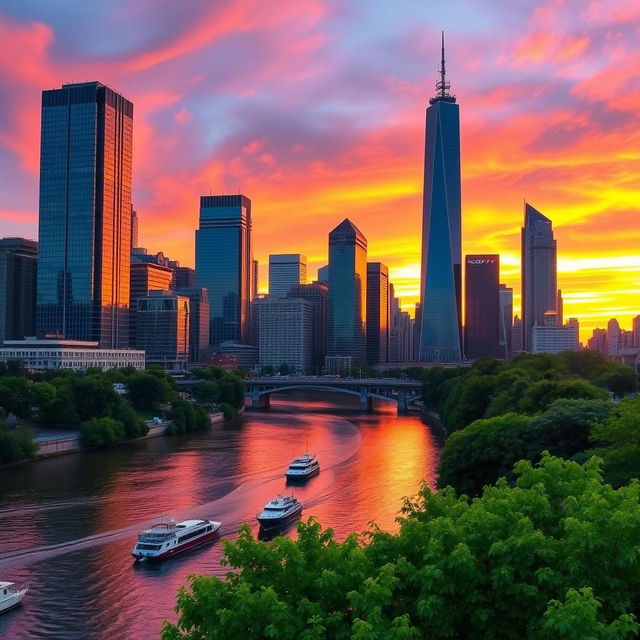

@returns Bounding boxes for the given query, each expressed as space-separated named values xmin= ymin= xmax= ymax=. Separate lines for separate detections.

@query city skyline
xmin=0 ymin=2 xmax=639 ymax=340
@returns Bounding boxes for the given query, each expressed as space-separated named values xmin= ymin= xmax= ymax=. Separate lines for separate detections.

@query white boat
xmin=257 ymin=495 xmax=302 ymax=530
xmin=285 ymin=453 xmax=320 ymax=482
xmin=0 ymin=582 xmax=28 ymax=614
xmin=132 ymin=518 xmax=221 ymax=561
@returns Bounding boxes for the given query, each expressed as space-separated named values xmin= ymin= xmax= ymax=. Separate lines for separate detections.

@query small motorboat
xmin=285 ymin=453 xmax=320 ymax=482
xmin=132 ymin=518 xmax=221 ymax=561
xmin=257 ymin=495 xmax=302 ymax=530
xmin=0 ymin=582 xmax=28 ymax=614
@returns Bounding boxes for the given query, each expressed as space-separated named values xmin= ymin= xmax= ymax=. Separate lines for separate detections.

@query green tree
xmin=126 ymin=372 xmax=173 ymax=409
xmin=79 ymin=417 xmax=125 ymax=447
xmin=260 ymin=365 xmax=275 ymax=376
xmin=0 ymin=376 xmax=33 ymax=419
xmin=560 ymin=349 xmax=612 ymax=380
xmin=437 ymin=413 xmax=530 ymax=495
xmin=594 ymin=364 xmax=636 ymax=397
xmin=0 ymin=419 xmax=37 ymax=463
xmin=167 ymin=399 xmax=210 ymax=435
xmin=590 ymin=396 xmax=640 ymax=487
xmin=192 ymin=380 xmax=220 ymax=406
xmin=526 ymin=398 xmax=612 ymax=460
xmin=114 ymin=400 xmax=148 ymax=439
xmin=69 ymin=375 xmax=122 ymax=421
xmin=163 ymin=456 xmax=640 ymax=640
xmin=279 ymin=363 xmax=292 ymax=375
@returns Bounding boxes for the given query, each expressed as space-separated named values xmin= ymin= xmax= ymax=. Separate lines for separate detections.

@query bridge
xmin=244 ymin=377 xmax=423 ymax=414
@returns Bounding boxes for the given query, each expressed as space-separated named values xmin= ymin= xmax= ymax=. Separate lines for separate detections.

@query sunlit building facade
xmin=195 ymin=195 xmax=252 ymax=345
xmin=418 ymin=35 xmax=462 ymax=363
xmin=37 ymin=82 xmax=133 ymax=348
xmin=327 ymin=219 xmax=367 ymax=366
xmin=366 ymin=262 xmax=389 ymax=364
xmin=521 ymin=203 xmax=558 ymax=352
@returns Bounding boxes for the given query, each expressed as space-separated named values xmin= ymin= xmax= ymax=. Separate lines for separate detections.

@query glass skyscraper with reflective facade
xmin=37 ymin=82 xmax=133 ymax=347
xmin=418 ymin=35 xmax=462 ymax=363
xmin=327 ymin=219 xmax=367 ymax=366
xmin=521 ymin=202 xmax=558 ymax=352
xmin=195 ymin=195 xmax=252 ymax=345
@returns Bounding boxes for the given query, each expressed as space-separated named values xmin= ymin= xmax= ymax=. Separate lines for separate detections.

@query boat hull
xmin=257 ymin=504 xmax=303 ymax=530
xmin=0 ymin=590 xmax=27 ymax=614
xmin=132 ymin=529 xmax=219 ymax=561
xmin=285 ymin=465 xmax=320 ymax=482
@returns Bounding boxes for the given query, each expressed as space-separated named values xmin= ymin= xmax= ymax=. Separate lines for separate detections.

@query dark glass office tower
xmin=521 ymin=202 xmax=557 ymax=352
xmin=0 ymin=238 xmax=38 ymax=342
xmin=366 ymin=262 xmax=389 ymax=364
xmin=195 ymin=195 xmax=252 ymax=345
xmin=37 ymin=82 xmax=133 ymax=347
xmin=418 ymin=34 xmax=462 ymax=363
xmin=327 ymin=219 xmax=367 ymax=365
xmin=464 ymin=255 xmax=500 ymax=359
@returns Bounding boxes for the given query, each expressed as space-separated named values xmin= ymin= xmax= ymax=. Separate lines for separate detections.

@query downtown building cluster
xmin=0 ymin=50 xmax=638 ymax=372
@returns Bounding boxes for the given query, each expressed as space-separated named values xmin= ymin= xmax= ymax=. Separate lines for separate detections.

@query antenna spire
xmin=430 ymin=30 xmax=455 ymax=104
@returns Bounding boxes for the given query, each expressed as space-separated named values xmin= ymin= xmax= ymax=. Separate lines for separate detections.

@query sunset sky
xmin=1 ymin=0 xmax=639 ymax=340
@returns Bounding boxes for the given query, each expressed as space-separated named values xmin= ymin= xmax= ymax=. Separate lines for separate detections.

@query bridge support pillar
xmin=397 ymin=392 xmax=408 ymax=415
xmin=360 ymin=393 xmax=373 ymax=412
xmin=251 ymin=393 xmax=271 ymax=410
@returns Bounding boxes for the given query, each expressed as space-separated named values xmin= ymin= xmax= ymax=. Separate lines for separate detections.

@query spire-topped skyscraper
xmin=418 ymin=32 xmax=462 ymax=362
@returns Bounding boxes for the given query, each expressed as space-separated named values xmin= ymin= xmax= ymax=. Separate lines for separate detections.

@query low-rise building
xmin=532 ymin=318 xmax=579 ymax=354
xmin=0 ymin=339 xmax=145 ymax=371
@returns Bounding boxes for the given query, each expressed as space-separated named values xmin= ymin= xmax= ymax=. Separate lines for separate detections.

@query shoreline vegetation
xmin=0 ymin=363 xmax=245 ymax=465
xmin=162 ymin=350 xmax=640 ymax=639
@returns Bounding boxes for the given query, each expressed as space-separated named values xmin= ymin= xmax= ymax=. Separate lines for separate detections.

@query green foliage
xmin=0 ymin=376 xmax=33 ymax=419
xmin=559 ymin=350 xmax=614 ymax=380
xmin=192 ymin=366 xmax=245 ymax=409
xmin=79 ymin=417 xmax=125 ymax=448
xmin=279 ymin=363 xmax=292 ymax=375
xmin=126 ymin=372 xmax=173 ymax=410
xmin=219 ymin=402 xmax=238 ymax=419
xmin=114 ymin=400 xmax=148 ymax=439
xmin=260 ymin=365 xmax=275 ymax=376
xmin=163 ymin=456 xmax=640 ymax=640
xmin=192 ymin=380 xmax=220 ymax=405
xmin=438 ymin=413 xmax=530 ymax=495
xmin=167 ymin=399 xmax=210 ymax=435
xmin=594 ymin=364 xmax=637 ymax=397
xmin=590 ymin=396 xmax=640 ymax=487
xmin=0 ymin=421 xmax=37 ymax=463
xmin=69 ymin=375 xmax=122 ymax=422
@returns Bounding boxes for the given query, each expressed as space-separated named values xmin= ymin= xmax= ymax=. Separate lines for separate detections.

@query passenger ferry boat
xmin=132 ymin=518 xmax=221 ymax=561
xmin=257 ymin=495 xmax=302 ymax=530
xmin=285 ymin=453 xmax=320 ymax=482
xmin=0 ymin=582 xmax=28 ymax=614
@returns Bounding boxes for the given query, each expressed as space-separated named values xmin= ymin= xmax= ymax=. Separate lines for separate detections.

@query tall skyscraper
xmin=521 ymin=202 xmax=558 ymax=352
xmin=327 ymin=219 xmax=367 ymax=366
xmin=175 ymin=287 xmax=210 ymax=364
xmin=195 ymin=194 xmax=252 ymax=345
xmin=131 ymin=208 xmax=139 ymax=248
xmin=499 ymin=284 xmax=513 ymax=360
xmin=317 ymin=264 xmax=329 ymax=283
xmin=418 ymin=34 xmax=462 ymax=363
xmin=252 ymin=259 xmax=259 ymax=299
xmin=633 ymin=315 xmax=640 ymax=348
xmin=0 ymin=238 xmax=38 ymax=342
xmin=366 ymin=262 xmax=389 ymax=364
xmin=37 ymin=82 xmax=133 ymax=347
xmin=269 ymin=254 xmax=306 ymax=298
xmin=464 ymin=255 xmax=500 ymax=359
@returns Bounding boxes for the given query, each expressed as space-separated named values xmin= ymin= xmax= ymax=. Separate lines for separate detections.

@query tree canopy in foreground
xmin=162 ymin=455 xmax=640 ymax=640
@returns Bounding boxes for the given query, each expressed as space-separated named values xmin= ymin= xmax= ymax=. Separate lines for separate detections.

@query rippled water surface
xmin=0 ymin=392 xmax=439 ymax=639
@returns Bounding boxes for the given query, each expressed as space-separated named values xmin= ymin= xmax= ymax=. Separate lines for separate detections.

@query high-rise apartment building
xmin=37 ymin=82 xmax=133 ymax=347
xmin=136 ymin=290 xmax=189 ymax=370
xmin=195 ymin=195 xmax=252 ymax=345
xmin=0 ymin=238 xmax=38 ymax=342
xmin=532 ymin=318 xmax=579 ymax=354
xmin=464 ymin=255 xmax=500 ymax=359
xmin=268 ymin=254 xmax=306 ymax=298
xmin=129 ymin=261 xmax=173 ymax=347
xmin=587 ymin=328 xmax=607 ymax=356
xmin=607 ymin=318 xmax=621 ymax=357
xmin=287 ymin=281 xmax=328 ymax=370
xmin=327 ymin=219 xmax=367 ymax=366
xmin=521 ymin=202 xmax=558 ymax=352
xmin=366 ymin=262 xmax=389 ymax=364
xmin=499 ymin=284 xmax=513 ymax=360
xmin=418 ymin=34 xmax=462 ymax=362
xmin=255 ymin=297 xmax=313 ymax=372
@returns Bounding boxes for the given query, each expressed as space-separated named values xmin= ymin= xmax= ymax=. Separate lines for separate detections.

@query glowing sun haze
xmin=1 ymin=0 xmax=639 ymax=341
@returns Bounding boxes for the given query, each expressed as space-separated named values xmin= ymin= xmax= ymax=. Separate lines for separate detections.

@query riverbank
xmin=22 ymin=410 xmax=228 ymax=461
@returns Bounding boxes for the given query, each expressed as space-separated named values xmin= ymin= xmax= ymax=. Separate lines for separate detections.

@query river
xmin=0 ymin=392 xmax=439 ymax=640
